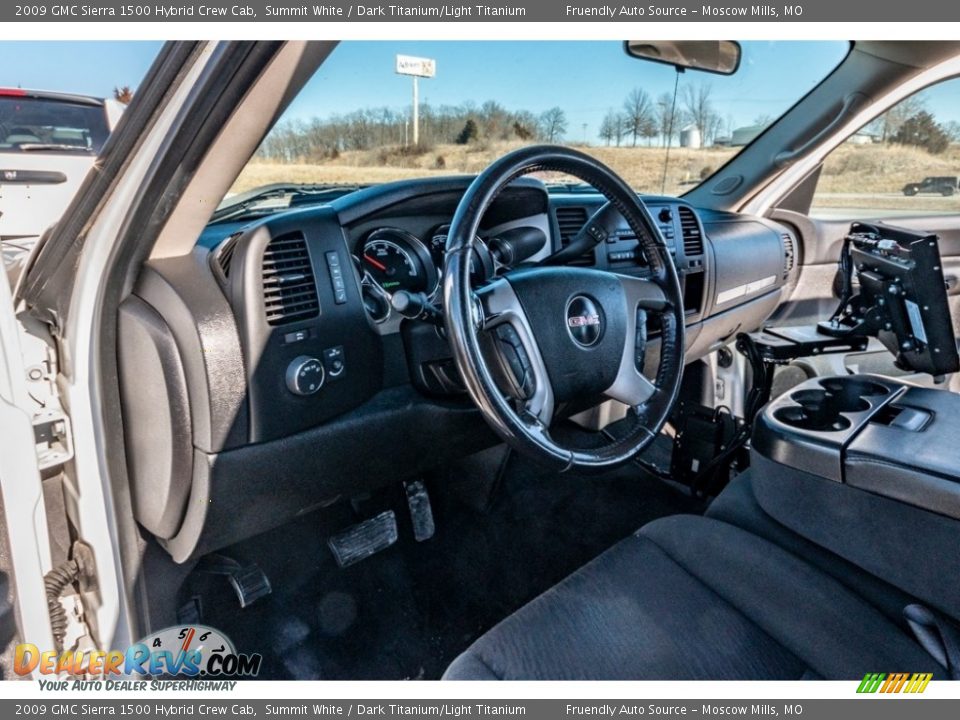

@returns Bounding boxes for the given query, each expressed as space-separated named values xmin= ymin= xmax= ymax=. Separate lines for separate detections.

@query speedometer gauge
xmin=361 ymin=228 xmax=438 ymax=296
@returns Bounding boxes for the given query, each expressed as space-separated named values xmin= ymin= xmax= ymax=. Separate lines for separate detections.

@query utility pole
xmin=413 ymin=76 xmax=419 ymax=146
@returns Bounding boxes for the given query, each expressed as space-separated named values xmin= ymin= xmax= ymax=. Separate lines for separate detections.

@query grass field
xmin=233 ymin=142 xmax=738 ymax=196
xmin=232 ymin=141 xmax=960 ymax=212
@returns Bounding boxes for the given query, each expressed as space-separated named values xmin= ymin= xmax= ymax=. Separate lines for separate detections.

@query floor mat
xmin=187 ymin=442 xmax=702 ymax=680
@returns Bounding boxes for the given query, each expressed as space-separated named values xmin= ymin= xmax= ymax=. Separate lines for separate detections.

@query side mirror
xmin=624 ymin=41 xmax=741 ymax=75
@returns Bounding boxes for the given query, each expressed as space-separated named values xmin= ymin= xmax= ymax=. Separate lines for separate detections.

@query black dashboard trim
xmin=160 ymin=386 xmax=498 ymax=562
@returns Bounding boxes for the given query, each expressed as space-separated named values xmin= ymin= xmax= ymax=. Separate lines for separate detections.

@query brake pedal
xmin=404 ymin=480 xmax=435 ymax=542
xmin=328 ymin=510 xmax=398 ymax=568
xmin=198 ymin=554 xmax=272 ymax=608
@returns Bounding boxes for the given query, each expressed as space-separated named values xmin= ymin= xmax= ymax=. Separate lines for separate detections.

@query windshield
xmin=0 ymin=94 xmax=109 ymax=154
xmin=233 ymin=40 xmax=849 ymax=201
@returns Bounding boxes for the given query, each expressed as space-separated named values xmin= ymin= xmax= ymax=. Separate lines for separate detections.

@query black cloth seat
xmin=443 ymin=504 xmax=942 ymax=680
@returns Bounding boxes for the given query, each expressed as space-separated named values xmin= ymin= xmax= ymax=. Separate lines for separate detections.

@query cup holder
xmin=819 ymin=378 xmax=889 ymax=401
xmin=773 ymin=378 xmax=889 ymax=433
xmin=774 ymin=405 xmax=851 ymax=432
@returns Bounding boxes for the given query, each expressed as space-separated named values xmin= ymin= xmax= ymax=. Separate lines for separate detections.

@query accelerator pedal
xmin=197 ymin=554 xmax=272 ymax=608
xmin=328 ymin=510 xmax=398 ymax=568
xmin=404 ymin=480 xmax=435 ymax=542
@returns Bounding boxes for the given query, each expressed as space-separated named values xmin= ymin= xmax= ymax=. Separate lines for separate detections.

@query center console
xmin=750 ymin=373 xmax=960 ymax=619
xmin=754 ymin=374 xmax=960 ymax=517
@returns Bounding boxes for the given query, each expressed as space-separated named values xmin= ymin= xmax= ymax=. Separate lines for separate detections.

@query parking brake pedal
xmin=197 ymin=554 xmax=272 ymax=608
xmin=328 ymin=510 xmax=398 ymax=568
xmin=404 ymin=480 xmax=435 ymax=542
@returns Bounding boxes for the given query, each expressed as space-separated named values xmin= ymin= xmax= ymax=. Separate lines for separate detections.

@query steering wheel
xmin=443 ymin=145 xmax=686 ymax=471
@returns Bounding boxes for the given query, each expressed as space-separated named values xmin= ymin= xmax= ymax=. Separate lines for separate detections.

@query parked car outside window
xmin=0 ymin=88 xmax=122 ymax=241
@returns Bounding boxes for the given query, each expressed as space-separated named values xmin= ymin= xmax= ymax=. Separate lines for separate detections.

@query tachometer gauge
xmin=361 ymin=228 xmax=438 ymax=296
xmin=430 ymin=225 xmax=495 ymax=285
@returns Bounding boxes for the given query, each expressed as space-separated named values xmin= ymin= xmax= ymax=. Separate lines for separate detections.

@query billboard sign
xmin=396 ymin=55 xmax=436 ymax=78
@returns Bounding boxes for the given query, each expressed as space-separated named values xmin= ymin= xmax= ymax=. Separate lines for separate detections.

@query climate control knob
xmin=285 ymin=355 xmax=325 ymax=396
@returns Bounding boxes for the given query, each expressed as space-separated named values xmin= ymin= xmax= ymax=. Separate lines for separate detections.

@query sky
xmin=3 ymin=40 xmax=960 ymax=144
xmin=0 ymin=41 xmax=163 ymax=97
xmin=290 ymin=41 xmax=852 ymax=141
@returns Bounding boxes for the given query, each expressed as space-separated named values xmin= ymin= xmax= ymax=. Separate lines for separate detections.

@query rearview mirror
xmin=624 ymin=41 xmax=741 ymax=75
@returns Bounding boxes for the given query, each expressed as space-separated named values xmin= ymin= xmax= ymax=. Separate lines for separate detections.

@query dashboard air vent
xmin=677 ymin=206 xmax=704 ymax=256
xmin=216 ymin=232 xmax=241 ymax=279
xmin=261 ymin=232 xmax=319 ymax=326
xmin=782 ymin=233 xmax=796 ymax=278
xmin=555 ymin=206 xmax=594 ymax=266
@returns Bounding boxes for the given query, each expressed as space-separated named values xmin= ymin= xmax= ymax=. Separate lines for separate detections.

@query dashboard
xmin=120 ymin=175 xmax=798 ymax=563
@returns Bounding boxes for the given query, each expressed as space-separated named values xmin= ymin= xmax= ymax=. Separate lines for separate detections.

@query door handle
xmin=775 ymin=93 xmax=870 ymax=168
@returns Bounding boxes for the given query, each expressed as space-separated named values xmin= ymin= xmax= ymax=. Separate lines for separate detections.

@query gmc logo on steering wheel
xmin=567 ymin=314 xmax=600 ymax=327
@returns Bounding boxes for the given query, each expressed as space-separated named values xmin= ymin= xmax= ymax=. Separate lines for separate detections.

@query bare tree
xmin=599 ymin=111 xmax=628 ymax=147
xmin=599 ymin=110 xmax=616 ymax=146
xmin=623 ymin=88 xmax=656 ymax=147
xmin=614 ymin=114 xmax=628 ymax=147
xmin=681 ymin=82 xmax=718 ymax=145
xmin=479 ymin=100 xmax=512 ymax=140
xmin=944 ymin=120 xmax=960 ymax=144
xmin=870 ymin=94 xmax=928 ymax=143
xmin=706 ymin=114 xmax=724 ymax=146
xmin=599 ymin=109 xmax=627 ymax=147
xmin=539 ymin=107 xmax=568 ymax=143
xmin=655 ymin=93 xmax=677 ymax=147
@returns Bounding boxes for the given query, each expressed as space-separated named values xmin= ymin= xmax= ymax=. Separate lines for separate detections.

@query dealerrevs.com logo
xmin=856 ymin=672 xmax=933 ymax=694
xmin=14 ymin=625 xmax=262 ymax=680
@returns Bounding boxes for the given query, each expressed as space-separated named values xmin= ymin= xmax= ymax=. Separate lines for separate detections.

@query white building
xmin=847 ymin=131 xmax=878 ymax=145
xmin=680 ymin=124 xmax=702 ymax=149
xmin=731 ymin=124 xmax=766 ymax=147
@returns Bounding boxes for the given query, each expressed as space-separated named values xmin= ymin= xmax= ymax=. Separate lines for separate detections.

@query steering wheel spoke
xmin=619 ymin=273 xmax=671 ymax=312
xmin=606 ymin=362 xmax=658 ymax=408
xmin=605 ymin=274 xmax=669 ymax=408
xmin=475 ymin=279 xmax=555 ymax=426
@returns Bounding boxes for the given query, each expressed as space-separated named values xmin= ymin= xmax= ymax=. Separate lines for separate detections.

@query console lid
xmin=846 ymin=385 xmax=960 ymax=520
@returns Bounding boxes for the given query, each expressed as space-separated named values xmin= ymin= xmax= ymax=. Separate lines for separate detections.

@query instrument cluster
xmin=356 ymin=224 xmax=499 ymax=323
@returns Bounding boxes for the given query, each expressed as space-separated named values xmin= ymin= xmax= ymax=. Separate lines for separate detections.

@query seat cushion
xmin=706 ymin=474 xmax=918 ymax=627
xmin=443 ymin=515 xmax=941 ymax=680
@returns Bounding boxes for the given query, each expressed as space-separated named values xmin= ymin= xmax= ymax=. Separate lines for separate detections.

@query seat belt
xmin=904 ymin=603 xmax=960 ymax=679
